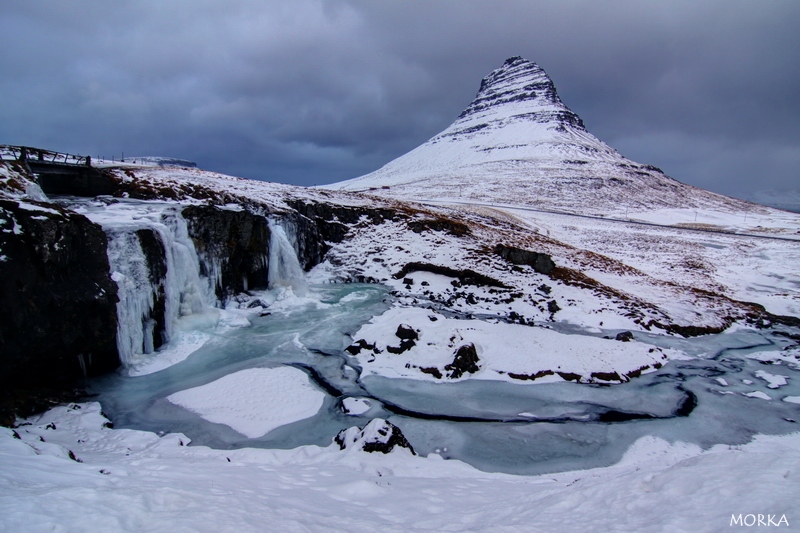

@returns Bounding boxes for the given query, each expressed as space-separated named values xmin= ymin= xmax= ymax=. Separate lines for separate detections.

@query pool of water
xmin=92 ymin=283 xmax=800 ymax=475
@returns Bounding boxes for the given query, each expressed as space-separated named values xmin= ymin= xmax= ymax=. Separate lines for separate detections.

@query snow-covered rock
xmin=0 ymin=195 xmax=120 ymax=387
xmin=348 ymin=306 xmax=670 ymax=384
xmin=335 ymin=418 xmax=416 ymax=455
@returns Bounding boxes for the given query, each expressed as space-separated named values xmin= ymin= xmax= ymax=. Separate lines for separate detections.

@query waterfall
xmin=104 ymin=206 xmax=210 ymax=366
xmin=268 ymin=219 xmax=308 ymax=297
xmin=106 ymin=230 xmax=158 ymax=366
xmin=195 ymin=251 xmax=224 ymax=306
xmin=84 ymin=200 xmax=307 ymax=368
xmin=157 ymin=211 xmax=210 ymax=317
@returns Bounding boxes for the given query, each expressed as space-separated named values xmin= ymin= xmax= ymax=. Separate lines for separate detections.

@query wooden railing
xmin=0 ymin=145 xmax=91 ymax=167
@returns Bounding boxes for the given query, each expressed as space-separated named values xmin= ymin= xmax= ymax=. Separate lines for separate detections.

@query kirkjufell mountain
xmin=329 ymin=57 xmax=755 ymax=215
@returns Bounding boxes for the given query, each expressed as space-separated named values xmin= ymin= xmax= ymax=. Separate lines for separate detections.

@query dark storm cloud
xmin=1 ymin=1 xmax=798 ymax=197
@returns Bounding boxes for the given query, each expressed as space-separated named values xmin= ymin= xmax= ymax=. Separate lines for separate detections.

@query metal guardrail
xmin=0 ymin=145 xmax=91 ymax=166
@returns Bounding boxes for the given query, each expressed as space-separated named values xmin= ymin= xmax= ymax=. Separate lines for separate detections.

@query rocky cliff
xmin=182 ymin=205 xmax=271 ymax=301
xmin=0 ymin=199 xmax=120 ymax=387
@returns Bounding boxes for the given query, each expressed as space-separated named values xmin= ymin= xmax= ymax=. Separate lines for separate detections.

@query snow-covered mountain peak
xmin=455 ymin=56 xmax=584 ymax=132
xmin=327 ymin=56 xmax=761 ymax=216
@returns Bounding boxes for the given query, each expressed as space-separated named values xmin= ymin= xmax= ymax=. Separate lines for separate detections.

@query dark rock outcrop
xmin=394 ymin=262 xmax=509 ymax=288
xmin=445 ymin=343 xmax=480 ymax=379
xmin=345 ymin=339 xmax=380 ymax=355
xmin=385 ymin=323 xmax=418 ymax=354
xmin=615 ymin=331 xmax=634 ymax=342
xmin=386 ymin=339 xmax=416 ymax=354
xmin=508 ymin=369 xmax=555 ymax=381
xmin=284 ymin=212 xmax=333 ymax=271
xmin=408 ymin=217 xmax=470 ymax=237
xmin=135 ymin=229 xmax=168 ymax=350
xmin=30 ymin=164 xmax=118 ymax=197
xmin=285 ymin=199 xmax=398 ymax=271
xmin=557 ymin=371 xmax=582 ymax=382
xmin=494 ymin=244 xmax=555 ymax=274
xmin=591 ymin=371 xmax=625 ymax=383
xmin=420 ymin=367 xmax=443 ymax=379
xmin=181 ymin=205 xmax=270 ymax=301
xmin=0 ymin=199 xmax=120 ymax=388
xmin=334 ymin=418 xmax=416 ymax=455
xmin=395 ymin=324 xmax=418 ymax=341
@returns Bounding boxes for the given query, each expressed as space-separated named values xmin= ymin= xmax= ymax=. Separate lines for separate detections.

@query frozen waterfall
xmin=105 ymin=209 xmax=209 ymax=366
xmin=58 ymin=199 xmax=312 ymax=368
xmin=106 ymin=231 xmax=157 ymax=364
xmin=63 ymin=200 xmax=212 ymax=367
xmin=268 ymin=220 xmax=308 ymax=297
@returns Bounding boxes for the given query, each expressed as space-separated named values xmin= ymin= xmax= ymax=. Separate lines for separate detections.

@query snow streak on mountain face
xmin=328 ymin=57 xmax=756 ymax=215
xmin=454 ymin=56 xmax=588 ymax=138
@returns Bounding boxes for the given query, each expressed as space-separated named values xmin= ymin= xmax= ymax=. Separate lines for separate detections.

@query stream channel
xmin=90 ymin=282 xmax=800 ymax=476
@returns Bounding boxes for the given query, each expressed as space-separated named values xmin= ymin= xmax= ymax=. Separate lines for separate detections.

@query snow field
xmin=2 ymin=402 xmax=798 ymax=532
xmin=491 ymin=204 xmax=800 ymax=319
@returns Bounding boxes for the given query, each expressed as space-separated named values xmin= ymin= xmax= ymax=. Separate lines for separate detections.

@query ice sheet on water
xmin=167 ymin=367 xmax=326 ymax=438
xmin=89 ymin=279 xmax=800 ymax=475
xmin=360 ymin=373 xmax=686 ymax=421
xmin=91 ymin=284 xmax=392 ymax=445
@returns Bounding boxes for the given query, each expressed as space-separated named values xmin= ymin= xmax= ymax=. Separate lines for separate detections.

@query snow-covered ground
xmin=1 ymin=402 xmax=796 ymax=532
xmin=465 ymin=203 xmax=800 ymax=319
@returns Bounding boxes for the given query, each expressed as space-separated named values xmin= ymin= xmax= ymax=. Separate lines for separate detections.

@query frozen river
xmin=90 ymin=282 xmax=800 ymax=475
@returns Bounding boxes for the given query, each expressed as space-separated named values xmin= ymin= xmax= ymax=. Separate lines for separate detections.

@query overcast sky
xmin=2 ymin=1 xmax=798 ymax=200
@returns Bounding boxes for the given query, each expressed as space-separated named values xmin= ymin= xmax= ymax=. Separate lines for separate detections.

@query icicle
xmin=106 ymin=230 xmax=156 ymax=366
xmin=156 ymin=211 xmax=210 ymax=326
xmin=101 ymin=203 xmax=297 ymax=368
xmin=194 ymin=251 xmax=224 ymax=306
xmin=268 ymin=219 xmax=308 ymax=297
xmin=77 ymin=353 xmax=87 ymax=379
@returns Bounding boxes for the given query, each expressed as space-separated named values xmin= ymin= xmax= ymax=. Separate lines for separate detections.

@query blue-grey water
xmin=91 ymin=283 xmax=800 ymax=475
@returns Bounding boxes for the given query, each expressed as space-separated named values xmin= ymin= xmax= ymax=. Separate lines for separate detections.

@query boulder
xmin=334 ymin=419 xmax=416 ymax=455
xmin=395 ymin=324 xmax=418 ymax=341
xmin=615 ymin=331 xmax=634 ymax=342
xmin=445 ymin=343 xmax=480 ymax=379
xmin=494 ymin=244 xmax=555 ymax=274
xmin=386 ymin=339 xmax=416 ymax=354
xmin=345 ymin=339 xmax=378 ymax=355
